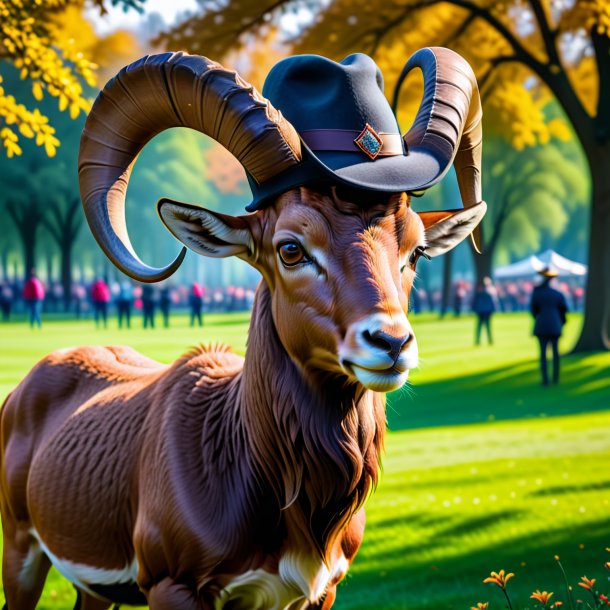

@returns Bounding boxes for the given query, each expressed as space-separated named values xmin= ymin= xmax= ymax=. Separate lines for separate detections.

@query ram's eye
xmin=408 ymin=245 xmax=430 ymax=267
xmin=278 ymin=242 xmax=308 ymax=267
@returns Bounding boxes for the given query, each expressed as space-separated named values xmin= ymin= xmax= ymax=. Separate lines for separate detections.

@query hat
xmin=539 ymin=267 xmax=559 ymax=278
xmin=247 ymin=49 xmax=481 ymax=211
xmin=79 ymin=48 xmax=484 ymax=282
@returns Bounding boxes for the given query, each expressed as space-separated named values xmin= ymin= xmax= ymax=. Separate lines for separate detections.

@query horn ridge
xmin=393 ymin=46 xmax=484 ymax=250
xmin=79 ymin=52 xmax=302 ymax=282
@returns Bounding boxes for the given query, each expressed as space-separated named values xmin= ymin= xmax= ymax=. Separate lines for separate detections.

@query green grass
xmin=0 ymin=311 xmax=609 ymax=609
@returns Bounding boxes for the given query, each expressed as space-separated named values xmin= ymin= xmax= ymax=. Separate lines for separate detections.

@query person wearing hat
xmin=530 ymin=267 xmax=568 ymax=386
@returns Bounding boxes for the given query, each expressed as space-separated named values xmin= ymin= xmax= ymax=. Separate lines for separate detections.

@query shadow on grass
xmin=368 ymin=510 xmax=525 ymax=566
xmin=336 ymin=515 xmax=610 ymax=610
xmin=388 ymin=353 xmax=610 ymax=430
xmin=530 ymin=479 xmax=610 ymax=497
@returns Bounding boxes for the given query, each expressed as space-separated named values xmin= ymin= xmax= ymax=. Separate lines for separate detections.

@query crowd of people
xmin=0 ymin=271 xmax=257 ymax=328
xmin=410 ymin=276 xmax=584 ymax=315
xmin=0 ymin=268 xmax=575 ymax=387
xmin=1 ymin=272 xmax=585 ymax=328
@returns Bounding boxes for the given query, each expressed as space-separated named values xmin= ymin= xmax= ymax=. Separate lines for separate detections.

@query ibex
xmin=0 ymin=48 xmax=485 ymax=609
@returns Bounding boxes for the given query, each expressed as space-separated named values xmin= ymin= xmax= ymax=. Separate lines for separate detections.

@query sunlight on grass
xmin=0 ymin=312 xmax=608 ymax=609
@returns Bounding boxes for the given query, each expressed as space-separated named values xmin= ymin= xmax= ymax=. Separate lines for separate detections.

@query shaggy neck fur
xmin=238 ymin=282 xmax=386 ymax=561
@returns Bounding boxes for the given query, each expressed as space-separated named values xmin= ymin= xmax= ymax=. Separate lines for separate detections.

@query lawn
xmin=0 ymin=310 xmax=609 ymax=609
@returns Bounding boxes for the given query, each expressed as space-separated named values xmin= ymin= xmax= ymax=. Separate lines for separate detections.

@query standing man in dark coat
xmin=141 ymin=284 xmax=157 ymax=329
xmin=530 ymin=267 xmax=568 ymax=386
xmin=472 ymin=276 xmax=499 ymax=345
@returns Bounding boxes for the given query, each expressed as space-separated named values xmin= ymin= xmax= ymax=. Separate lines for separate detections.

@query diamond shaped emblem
xmin=354 ymin=123 xmax=383 ymax=160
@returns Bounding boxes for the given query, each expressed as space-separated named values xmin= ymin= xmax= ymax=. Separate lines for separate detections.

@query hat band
xmin=300 ymin=129 xmax=405 ymax=156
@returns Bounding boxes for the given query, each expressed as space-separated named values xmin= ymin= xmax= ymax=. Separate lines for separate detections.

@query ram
xmin=0 ymin=48 xmax=484 ymax=610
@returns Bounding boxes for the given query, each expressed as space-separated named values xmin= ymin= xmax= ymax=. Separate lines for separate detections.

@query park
xmin=1 ymin=0 xmax=610 ymax=609
xmin=1 ymin=311 xmax=609 ymax=608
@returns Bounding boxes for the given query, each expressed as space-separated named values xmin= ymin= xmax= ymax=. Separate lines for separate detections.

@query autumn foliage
xmin=0 ymin=0 xmax=142 ymax=159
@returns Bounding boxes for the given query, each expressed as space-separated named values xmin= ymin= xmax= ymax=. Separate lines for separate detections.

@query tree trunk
xmin=1 ymin=246 xmax=9 ymax=281
xmin=472 ymin=245 xmax=494 ymax=288
xmin=45 ymin=249 xmax=54 ymax=284
xmin=23 ymin=234 xmax=36 ymax=281
xmin=440 ymin=249 xmax=453 ymax=318
xmin=61 ymin=240 xmax=73 ymax=312
xmin=572 ymin=141 xmax=610 ymax=352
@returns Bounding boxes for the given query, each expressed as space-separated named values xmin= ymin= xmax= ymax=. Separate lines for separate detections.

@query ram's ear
xmin=418 ymin=201 xmax=487 ymax=257
xmin=158 ymin=198 xmax=254 ymax=260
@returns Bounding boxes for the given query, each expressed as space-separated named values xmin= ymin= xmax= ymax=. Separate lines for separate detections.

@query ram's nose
xmin=339 ymin=313 xmax=418 ymax=392
xmin=361 ymin=328 xmax=413 ymax=362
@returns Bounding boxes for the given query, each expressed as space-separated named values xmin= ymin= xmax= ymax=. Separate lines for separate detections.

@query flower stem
xmin=555 ymin=559 xmax=575 ymax=610
xmin=502 ymin=587 xmax=514 ymax=610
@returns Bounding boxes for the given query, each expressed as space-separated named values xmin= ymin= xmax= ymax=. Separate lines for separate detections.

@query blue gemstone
xmin=360 ymin=130 xmax=381 ymax=155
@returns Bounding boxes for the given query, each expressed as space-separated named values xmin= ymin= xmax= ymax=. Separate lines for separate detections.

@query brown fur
xmin=1 ymin=187 xmax=462 ymax=609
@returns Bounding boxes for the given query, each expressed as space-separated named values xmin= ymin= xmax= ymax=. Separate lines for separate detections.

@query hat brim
xmin=311 ymin=147 xmax=446 ymax=192
xmin=246 ymin=140 xmax=449 ymax=211
xmin=539 ymin=269 xmax=559 ymax=278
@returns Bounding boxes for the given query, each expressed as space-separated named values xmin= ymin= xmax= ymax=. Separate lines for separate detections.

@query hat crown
xmin=262 ymin=54 xmax=400 ymax=134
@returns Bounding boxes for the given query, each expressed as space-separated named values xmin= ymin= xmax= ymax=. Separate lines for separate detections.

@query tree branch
xmin=5 ymin=202 xmax=25 ymax=231
xmin=478 ymin=55 xmax=518 ymax=92
xmin=42 ymin=216 xmax=62 ymax=245
xmin=66 ymin=199 xmax=83 ymax=240
xmin=442 ymin=11 xmax=477 ymax=47
xmin=367 ymin=0 xmax=552 ymax=97
xmin=528 ymin=0 xmax=562 ymax=68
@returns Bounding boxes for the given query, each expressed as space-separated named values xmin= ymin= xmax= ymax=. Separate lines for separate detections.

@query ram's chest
xmin=214 ymin=552 xmax=349 ymax=610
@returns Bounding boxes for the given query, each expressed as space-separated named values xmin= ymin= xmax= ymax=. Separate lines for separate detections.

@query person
xmin=159 ymin=285 xmax=172 ymax=328
xmin=190 ymin=282 xmax=204 ymax=327
xmin=72 ymin=283 xmax=86 ymax=319
xmin=116 ymin=280 xmax=133 ymax=329
xmin=22 ymin=270 xmax=45 ymax=329
xmin=0 ymin=281 xmax=13 ymax=322
xmin=91 ymin=277 xmax=111 ymax=329
xmin=472 ymin=276 xmax=499 ymax=345
xmin=142 ymin=284 xmax=156 ymax=329
xmin=453 ymin=280 xmax=467 ymax=316
xmin=530 ymin=267 xmax=568 ymax=386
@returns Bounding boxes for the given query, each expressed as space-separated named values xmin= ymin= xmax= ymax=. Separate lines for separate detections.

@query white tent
xmin=494 ymin=249 xmax=587 ymax=279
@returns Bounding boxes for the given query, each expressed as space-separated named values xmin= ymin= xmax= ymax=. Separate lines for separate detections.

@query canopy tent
xmin=494 ymin=249 xmax=587 ymax=279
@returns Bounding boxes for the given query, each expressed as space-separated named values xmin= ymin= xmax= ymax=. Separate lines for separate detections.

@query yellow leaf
xmin=18 ymin=123 xmax=34 ymax=138
xmin=32 ymin=82 xmax=43 ymax=101
xmin=69 ymin=103 xmax=79 ymax=119
xmin=44 ymin=140 xmax=57 ymax=157
xmin=58 ymin=95 xmax=68 ymax=112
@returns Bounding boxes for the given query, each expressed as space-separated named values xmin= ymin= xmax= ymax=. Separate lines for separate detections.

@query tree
xmin=0 ymin=0 xmax=145 ymax=159
xmin=5 ymin=200 xmax=45 ymax=280
xmin=126 ymin=128 xmax=219 ymax=270
xmin=43 ymin=198 xmax=82 ymax=310
xmin=474 ymin=135 xmax=588 ymax=284
xmin=163 ymin=0 xmax=610 ymax=351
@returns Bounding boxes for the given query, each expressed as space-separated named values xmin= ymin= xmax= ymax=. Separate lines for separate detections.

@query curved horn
xmin=79 ymin=52 xmax=302 ymax=282
xmin=392 ymin=47 xmax=484 ymax=252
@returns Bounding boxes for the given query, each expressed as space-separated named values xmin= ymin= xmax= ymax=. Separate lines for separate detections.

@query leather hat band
xmin=300 ymin=129 xmax=405 ymax=158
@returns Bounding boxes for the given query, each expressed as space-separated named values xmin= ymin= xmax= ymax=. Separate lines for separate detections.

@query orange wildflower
xmin=578 ymin=576 xmax=596 ymax=591
xmin=551 ymin=602 xmax=563 ymax=608
xmin=531 ymin=590 xmax=554 ymax=607
xmin=470 ymin=604 xmax=489 ymax=610
xmin=484 ymin=569 xmax=515 ymax=589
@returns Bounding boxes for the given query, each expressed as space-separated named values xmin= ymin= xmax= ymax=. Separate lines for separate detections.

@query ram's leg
xmin=309 ymin=508 xmax=367 ymax=610
xmin=73 ymin=587 xmax=114 ymax=610
xmin=148 ymin=577 xmax=210 ymax=610
xmin=1 ymin=527 xmax=51 ymax=610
